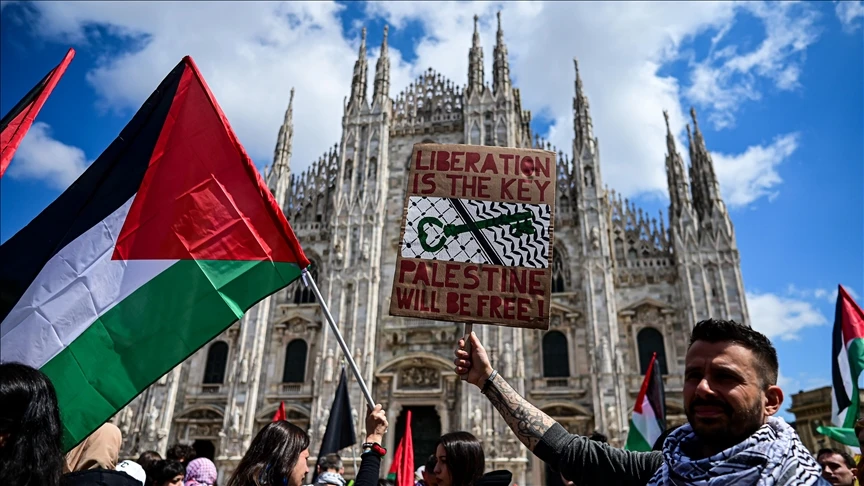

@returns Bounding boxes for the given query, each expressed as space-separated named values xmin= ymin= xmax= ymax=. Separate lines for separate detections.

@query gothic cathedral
xmin=113 ymin=13 xmax=749 ymax=485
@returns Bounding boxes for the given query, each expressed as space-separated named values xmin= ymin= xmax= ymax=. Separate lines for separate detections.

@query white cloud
xmin=711 ymin=132 xmax=799 ymax=207
xmin=747 ymin=290 xmax=828 ymax=341
xmin=788 ymin=284 xmax=861 ymax=304
xmin=10 ymin=1 xmax=820 ymax=206
xmin=685 ymin=2 xmax=820 ymax=130
xmin=836 ymin=0 xmax=864 ymax=33
xmin=6 ymin=122 xmax=88 ymax=190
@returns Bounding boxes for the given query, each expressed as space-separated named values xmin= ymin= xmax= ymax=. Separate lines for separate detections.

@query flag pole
xmin=303 ymin=269 xmax=375 ymax=409
xmin=461 ymin=323 xmax=474 ymax=381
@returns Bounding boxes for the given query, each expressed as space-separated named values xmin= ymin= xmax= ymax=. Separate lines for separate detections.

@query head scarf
xmin=64 ymin=423 xmax=123 ymax=472
xmin=185 ymin=457 xmax=218 ymax=486
xmin=646 ymin=416 xmax=827 ymax=486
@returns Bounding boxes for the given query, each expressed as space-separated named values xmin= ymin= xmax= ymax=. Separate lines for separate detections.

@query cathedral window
xmin=614 ymin=237 xmax=625 ymax=261
xmin=496 ymin=121 xmax=507 ymax=147
xmin=282 ymin=339 xmax=308 ymax=383
xmin=470 ymin=124 xmax=481 ymax=145
xmin=484 ymin=121 xmax=494 ymax=146
xmin=293 ymin=262 xmax=317 ymax=304
xmin=552 ymin=251 xmax=569 ymax=293
xmin=637 ymin=327 xmax=668 ymax=375
xmin=344 ymin=159 xmax=353 ymax=184
xmin=203 ymin=341 xmax=229 ymax=384
xmin=368 ymin=157 xmax=377 ymax=179
xmin=542 ymin=331 xmax=570 ymax=378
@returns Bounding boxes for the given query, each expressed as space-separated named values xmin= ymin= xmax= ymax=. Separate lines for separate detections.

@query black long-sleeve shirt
xmin=533 ymin=423 xmax=663 ymax=486
xmin=352 ymin=451 xmax=382 ymax=486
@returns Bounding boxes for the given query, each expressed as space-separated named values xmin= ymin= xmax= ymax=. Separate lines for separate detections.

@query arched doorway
xmin=393 ymin=406 xmax=441 ymax=472
xmin=193 ymin=439 xmax=215 ymax=461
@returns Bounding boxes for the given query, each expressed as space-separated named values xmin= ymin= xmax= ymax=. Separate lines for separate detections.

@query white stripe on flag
xmin=1 ymin=197 xmax=176 ymax=369
xmin=833 ymin=340 xmax=854 ymax=427
xmin=632 ymin=395 xmax=663 ymax=448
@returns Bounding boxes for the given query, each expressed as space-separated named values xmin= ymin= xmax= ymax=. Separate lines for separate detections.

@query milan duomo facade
xmin=113 ymin=14 xmax=749 ymax=485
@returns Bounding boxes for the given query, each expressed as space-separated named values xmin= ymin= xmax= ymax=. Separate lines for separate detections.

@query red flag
xmin=273 ymin=401 xmax=286 ymax=422
xmin=387 ymin=410 xmax=415 ymax=486
xmin=1 ymin=48 xmax=75 ymax=178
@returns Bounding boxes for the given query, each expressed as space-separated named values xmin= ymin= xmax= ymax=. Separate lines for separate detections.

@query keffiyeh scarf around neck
xmin=646 ymin=417 xmax=828 ymax=486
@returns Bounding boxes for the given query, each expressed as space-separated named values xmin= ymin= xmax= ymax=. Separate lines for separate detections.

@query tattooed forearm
xmin=482 ymin=373 xmax=556 ymax=451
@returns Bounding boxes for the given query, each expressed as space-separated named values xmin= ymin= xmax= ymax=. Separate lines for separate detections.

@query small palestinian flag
xmin=625 ymin=352 xmax=666 ymax=451
xmin=387 ymin=409 xmax=414 ymax=486
xmin=0 ymin=56 xmax=310 ymax=450
xmin=817 ymin=285 xmax=864 ymax=447
xmin=1 ymin=47 xmax=74 ymax=178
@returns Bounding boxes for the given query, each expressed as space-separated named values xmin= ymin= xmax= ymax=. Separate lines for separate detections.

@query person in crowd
xmin=116 ymin=460 xmax=147 ymax=485
xmin=167 ymin=444 xmax=197 ymax=465
xmin=228 ymin=405 xmax=388 ymax=486
xmin=0 ymin=362 xmax=65 ymax=486
xmin=146 ymin=460 xmax=186 ymax=486
xmin=184 ymin=457 xmax=217 ymax=486
xmin=316 ymin=453 xmax=346 ymax=485
xmin=137 ymin=451 xmax=163 ymax=471
xmin=454 ymin=318 xmax=828 ymax=485
xmin=61 ymin=423 xmax=142 ymax=485
xmin=421 ymin=455 xmax=439 ymax=486
xmin=856 ymin=419 xmax=864 ymax=485
xmin=816 ymin=448 xmax=858 ymax=486
xmin=432 ymin=431 xmax=512 ymax=486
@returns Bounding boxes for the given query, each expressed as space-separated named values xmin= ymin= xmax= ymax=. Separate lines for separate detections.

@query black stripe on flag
xmin=0 ymin=71 xmax=51 ymax=133
xmin=447 ymin=197 xmax=503 ymax=266
xmin=0 ymin=60 xmax=187 ymax=322
xmin=831 ymin=293 xmax=851 ymax=415
xmin=647 ymin=357 xmax=667 ymax=433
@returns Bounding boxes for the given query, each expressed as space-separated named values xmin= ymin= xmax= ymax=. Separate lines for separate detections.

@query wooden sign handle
xmin=460 ymin=323 xmax=474 ymax=381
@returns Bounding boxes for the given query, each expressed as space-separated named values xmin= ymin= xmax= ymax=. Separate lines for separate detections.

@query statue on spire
xmin=348 ymin=27 xmax=368 ymax=111
xmin=373 ymin=25 xmax=390 ymax=105
xmin=467 ymin=14 xmax=484 ymax=98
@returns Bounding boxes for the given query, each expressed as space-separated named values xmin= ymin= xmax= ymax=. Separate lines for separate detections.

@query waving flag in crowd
xmin=625 ymin=352 xmax=666 ymax=451
xmin=0 ymin=55 xmax=310 ymax=450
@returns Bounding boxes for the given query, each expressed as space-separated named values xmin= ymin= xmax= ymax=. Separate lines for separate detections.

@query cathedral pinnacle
xmin=467 ymin=14 xmax=484 ymax=98
xmin=663 ymin=110 xmax=692 ymax=223
xmin=273 ymin=87 xmax=295 ymax=173
xmin=493 ymin=10 xmax=511 ymax=95
xmin=572 ymin=58 xmax=594 ymax=155
xmin=373 ymin=25 xmax=390 ymax=104
xmin=686 ymin=107 xmax=727 ymax=223
xmin=348 ymin=28 xmax=369 ymax=111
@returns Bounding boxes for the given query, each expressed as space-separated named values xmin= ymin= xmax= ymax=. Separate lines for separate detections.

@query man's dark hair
xmin=145 ymin=460 xmax=186 ymax=486
xmin=688 ymin=319 xmax=779 ymax=387
xmin=136 ymin=450 xmax=162 ymax=471
xmin=166 ymin=443 xmax=196 ymax=463
xmin=588 ymin=431 xmax=608 ymax=443
xmin=318 ymin=453 xmax=343 ymax=471
xmin=817 ymin=448 xmax=857 ymax=469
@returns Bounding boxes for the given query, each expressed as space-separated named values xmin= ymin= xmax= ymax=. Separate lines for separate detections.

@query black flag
xmin=315 ymin=367 xmax=357 ymax=474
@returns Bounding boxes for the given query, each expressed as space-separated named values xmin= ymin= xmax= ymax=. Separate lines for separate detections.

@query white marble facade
xmin=113 ymin=13 xmax=748 ymax=486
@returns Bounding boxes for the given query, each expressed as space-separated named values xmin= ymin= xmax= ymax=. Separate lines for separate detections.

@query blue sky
xmin=1 ymin=1 xmax=862 ymax=419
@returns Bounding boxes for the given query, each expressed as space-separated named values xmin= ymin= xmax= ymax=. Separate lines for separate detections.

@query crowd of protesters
xmin=1 ymin=319 xmax=860 ymax=485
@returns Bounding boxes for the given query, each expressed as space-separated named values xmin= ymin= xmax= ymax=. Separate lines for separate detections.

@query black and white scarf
xmin=646 ymin=416 xmax=829 ymax=486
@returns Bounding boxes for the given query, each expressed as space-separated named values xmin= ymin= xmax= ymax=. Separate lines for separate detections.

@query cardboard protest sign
xmin=389 ymin=143 xmax=555 ymax=330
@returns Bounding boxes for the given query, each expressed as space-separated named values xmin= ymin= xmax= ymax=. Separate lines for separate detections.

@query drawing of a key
xmin=417 ymin=211 xmax=536 ymax=253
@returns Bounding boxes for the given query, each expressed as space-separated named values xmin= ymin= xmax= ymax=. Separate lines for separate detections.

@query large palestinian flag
xmin=1 ymin=47 xmax=75 ymax=178
xmin=817 ymin=285 xmax=864 ymax=447
xmin=0 ymin=56 xmax=310 ymax=450
xmin=625 ymin=352 xmax=666 ymax=451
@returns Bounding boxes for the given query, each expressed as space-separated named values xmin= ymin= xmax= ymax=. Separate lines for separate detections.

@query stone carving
xmin=230 ymin=407 xmax=241 ymax=436
xmin=590 ymin=226 xmax=600 ymax=250
xmin=471 ymin=408 xmax=483 ymax=438
xmin=399 ymin=367 xmax=438 ymax=389
xmin=324 ymin=349 xmax=334 ymax=383
xmin=146 ymin=405 xmax=159 ymax=441
xmin=116 ymin=406 xmax=134 ymax=437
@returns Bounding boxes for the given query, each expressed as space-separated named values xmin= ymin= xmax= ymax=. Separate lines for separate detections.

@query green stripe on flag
xmin=817 ymin=426 xmax=860 ymax=448
xmin=625 ymin=418 xmax=653 ymax=452
xmin=843 ymin=337 xmax=864 ymax=428
xmin=42 ymin=259 xmax=303 ymax=450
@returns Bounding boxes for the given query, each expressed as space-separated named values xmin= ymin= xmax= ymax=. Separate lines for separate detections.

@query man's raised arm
xmin=454 ymin=332 xmax=663 ymax=486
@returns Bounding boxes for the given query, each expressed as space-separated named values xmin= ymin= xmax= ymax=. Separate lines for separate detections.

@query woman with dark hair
xmin=0 ymin=362 xmax=65 ymax=486
xmin=433 ymin=432 xmax=511 ymax=486
xmin=227 ymin=404 xmax=388 ymax=486
xmin=146 ymin=460 xmax=186 ymax=486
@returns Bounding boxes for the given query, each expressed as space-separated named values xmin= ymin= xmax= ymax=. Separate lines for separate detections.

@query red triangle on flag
xmin=273 ymin=401 xmax=286 ymax=422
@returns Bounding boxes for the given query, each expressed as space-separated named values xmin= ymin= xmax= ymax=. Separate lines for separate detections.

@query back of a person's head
xmin=688 ymin=318 xmax=779 ymax=387
xmin=166 ymin=443 xmax=196 ymax=463
xmin=0 ymin=362 xmax=64 ymax=486
xmin=588 ymin=431 xmax=607 ymax=443
xmin=145 ymin=460 xmax=186 ymax=486
xmin=425 ymin=454 xmax=437 ymax=472
xmin=226 ymin=420 xmax=309 ymax=486
xmin=438 ymin=431 xmax=485 ymax=486
xmin=318 ymin=452 xmax=343 ymax=472
xmin=64 ymin=422 xmax=123 ymax=472
xmin=136 ymin=450 xmax=162 ymax=471
xmin=817 ymin=447 xmax=857 ymax=469
xmin=185 ymin=457 xmax=218 ymax=486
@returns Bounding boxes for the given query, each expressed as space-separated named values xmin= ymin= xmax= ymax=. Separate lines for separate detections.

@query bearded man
xmin=454 ymin=318 xmax=827 ymax=485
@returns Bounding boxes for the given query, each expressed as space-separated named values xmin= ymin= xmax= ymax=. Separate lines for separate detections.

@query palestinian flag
xmin=387 ymin=410 xmax=415 ymax=486
xmin=817 ymin=285 xmax=864 ymax=447
xmin=0 ymin=56 xmax=309 ymax=450
xmin=1 ymin=47 xmax=74 ymax=178
xmin=625 ymin=352 xmax=666 ymax=451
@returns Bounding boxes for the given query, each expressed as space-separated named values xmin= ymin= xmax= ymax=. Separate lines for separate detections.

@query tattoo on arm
xmin=483 ymin=373 xmax=556 ymax=451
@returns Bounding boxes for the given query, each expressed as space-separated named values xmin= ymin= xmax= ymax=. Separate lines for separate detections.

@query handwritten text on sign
xmin=389 ymin=143 xmax=556 ymax=330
